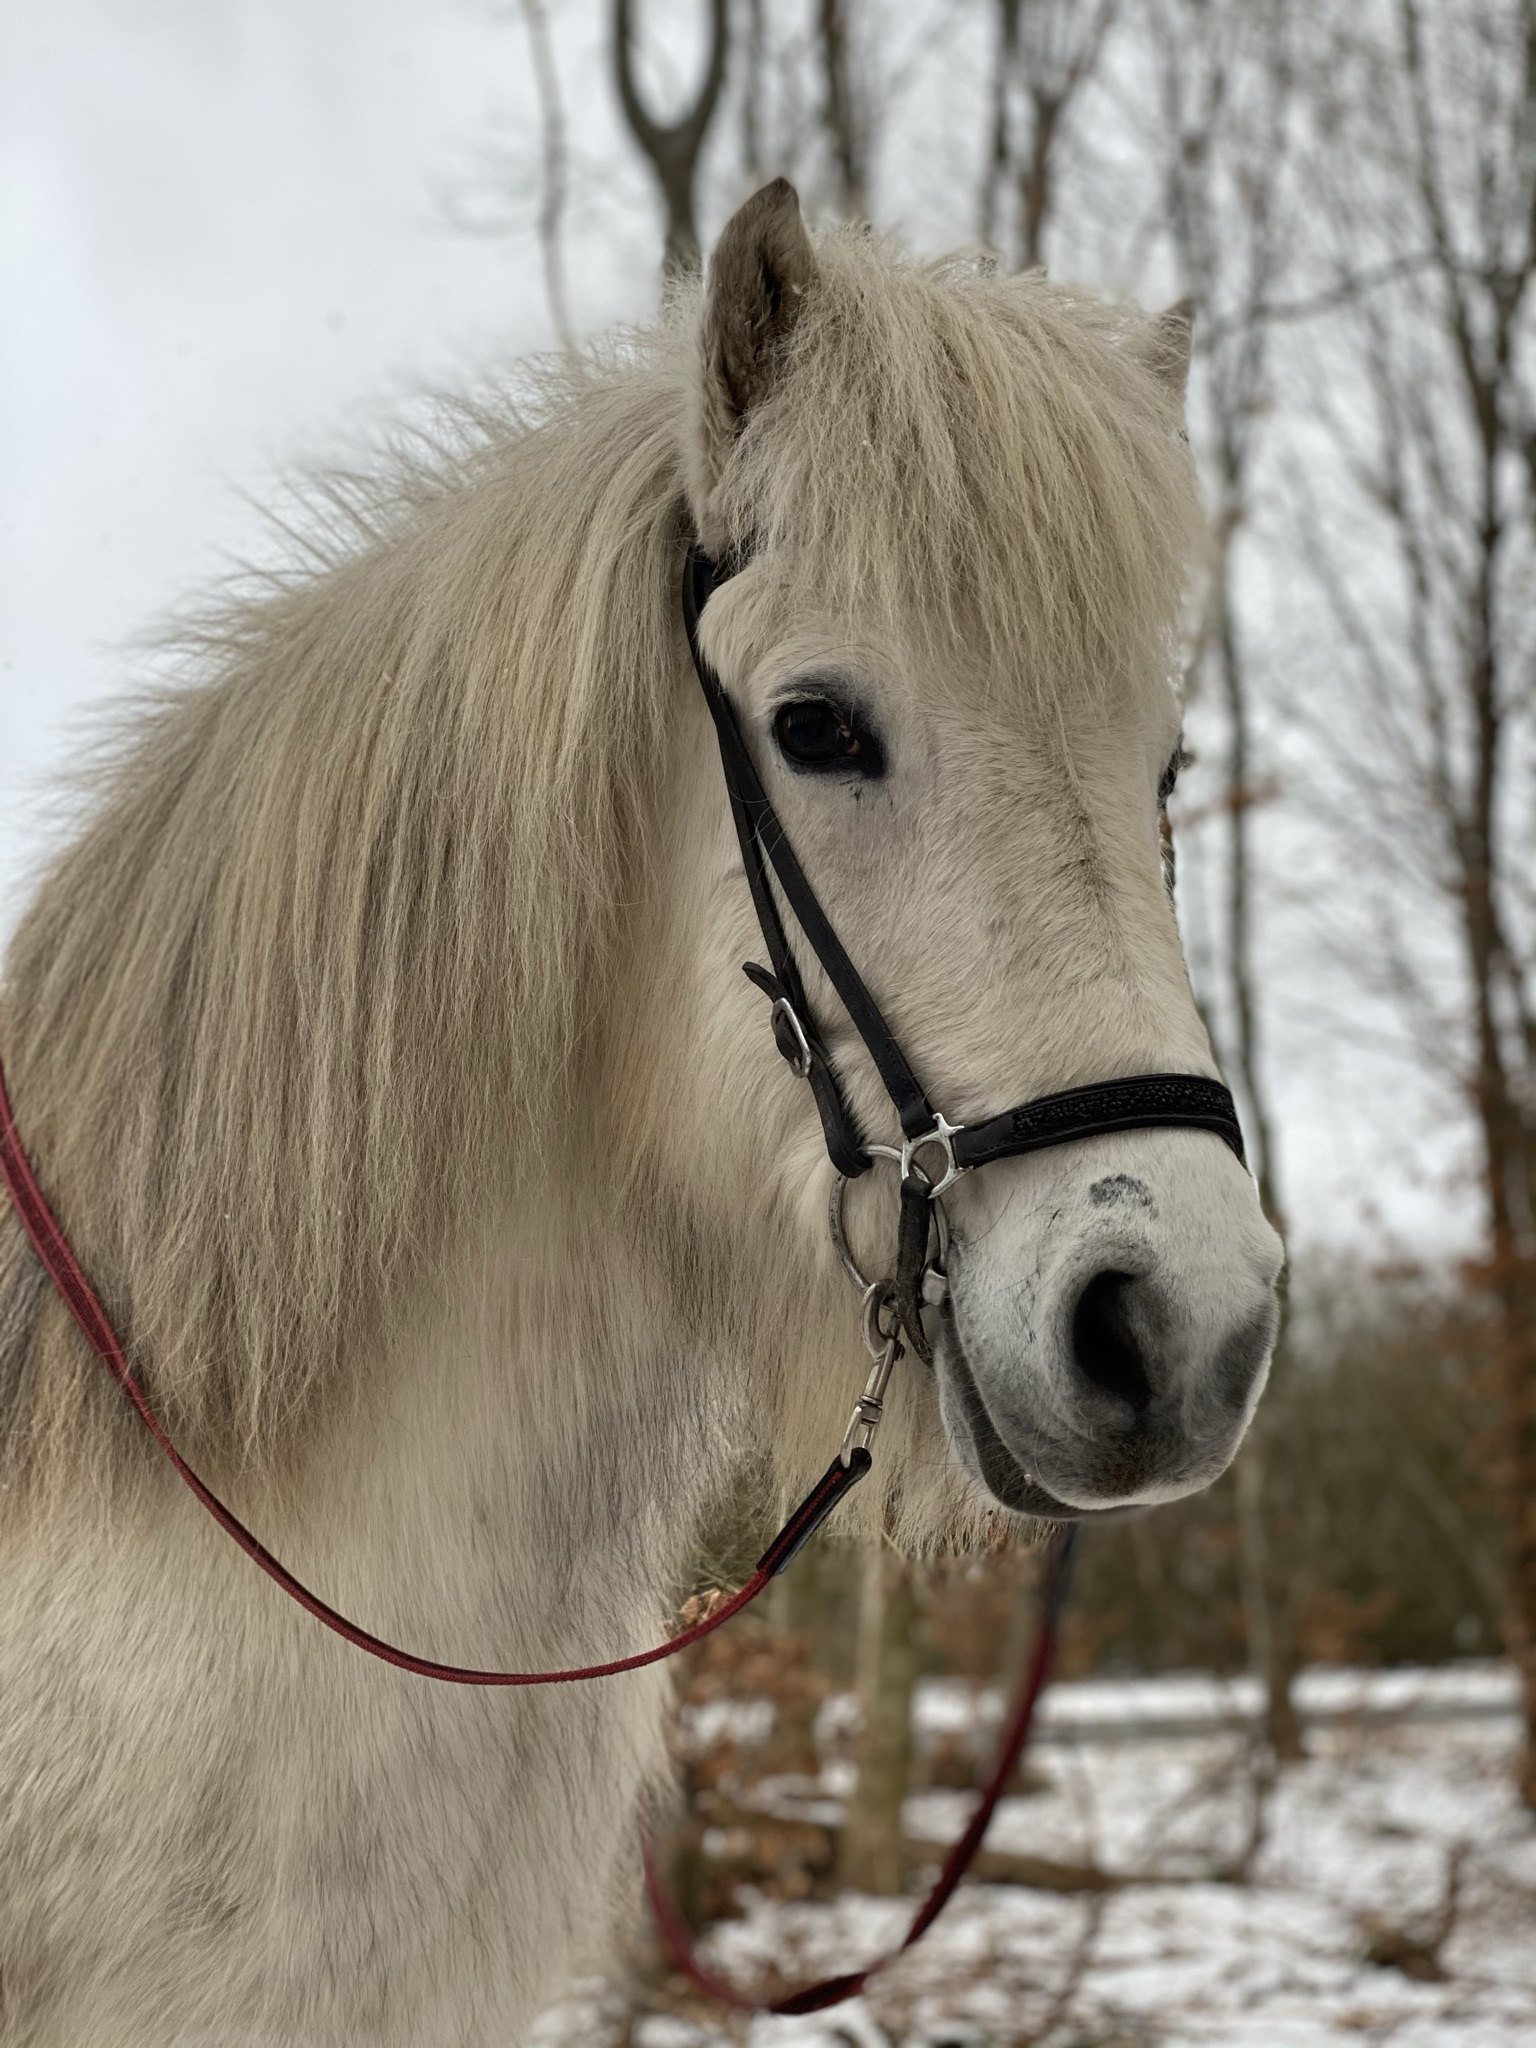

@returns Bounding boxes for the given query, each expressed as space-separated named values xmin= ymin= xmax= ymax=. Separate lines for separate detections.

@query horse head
xmin=667 ymin=182 xmax=1283 ymax=1525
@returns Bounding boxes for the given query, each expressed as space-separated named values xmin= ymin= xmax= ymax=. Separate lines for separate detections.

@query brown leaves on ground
xmin=658 ymin=1612 xmax=838 ymax=1925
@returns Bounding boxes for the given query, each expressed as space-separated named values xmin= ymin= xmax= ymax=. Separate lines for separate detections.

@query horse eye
xmin=773 ymin=698 xmax=886 ymax=777
xmin=1158 ymin=744 xmax=1190 ymax=808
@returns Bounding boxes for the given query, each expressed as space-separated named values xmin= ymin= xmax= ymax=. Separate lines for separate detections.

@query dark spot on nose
xmin=1071 ymin=1270 xmax=1153 ymax=1412
xmin=1089 ymin=1174 xmax=1155 ymax=1213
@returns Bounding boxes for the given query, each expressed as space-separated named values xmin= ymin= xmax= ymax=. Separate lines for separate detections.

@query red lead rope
xmin=0 ymin=1051 xmax=1076 ymax=2008
xmin=0 ymin=1054 xmax=779 ymax=1684
xmin=644 ymin=1521 xmax=1077 ymax=2015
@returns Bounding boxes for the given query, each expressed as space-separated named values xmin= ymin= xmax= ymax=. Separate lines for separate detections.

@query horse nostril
xmin=1071 ymin=1269 xmax=1153 ymax=1413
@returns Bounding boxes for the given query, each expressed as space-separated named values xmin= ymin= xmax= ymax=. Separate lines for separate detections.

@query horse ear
xmin=1144 ymin=297 xmax=1194 ymax=405
xmin=690 ymin=178 xmax=818 ymax=518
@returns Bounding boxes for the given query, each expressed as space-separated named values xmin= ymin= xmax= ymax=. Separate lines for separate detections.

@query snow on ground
xmin=533 ymin=1666 xmax=1536 ymax=2047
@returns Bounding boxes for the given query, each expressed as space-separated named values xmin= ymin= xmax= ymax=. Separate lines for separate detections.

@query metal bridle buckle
xmin=861 ymin=1281 xmax=903 ymax=1359
xmin=825 ymin=1129 xmax=961 ymax=1466
xmin=900 ymin=1112 xmax=966 ymax=1198
xmin=828 ymin=1166 xmax=951 ymax=1304
xmin=769 ymin=996 xmax=814 ymax=1081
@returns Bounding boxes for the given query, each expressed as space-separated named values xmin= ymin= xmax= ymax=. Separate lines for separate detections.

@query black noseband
xmin=682 ymin=539 xmax=1246 ymax=1346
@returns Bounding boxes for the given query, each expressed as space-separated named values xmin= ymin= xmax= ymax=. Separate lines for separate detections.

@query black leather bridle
xmin=683 ymin=539 xmax=1246 ymax=1391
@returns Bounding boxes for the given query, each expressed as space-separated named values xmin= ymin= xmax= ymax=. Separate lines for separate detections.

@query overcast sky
xmin=0 ymin=0 xmax=1480 ymax=1266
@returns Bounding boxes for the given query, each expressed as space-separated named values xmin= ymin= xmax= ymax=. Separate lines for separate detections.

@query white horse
xmin=0 ymin=183 xmax=1281 ymax=2045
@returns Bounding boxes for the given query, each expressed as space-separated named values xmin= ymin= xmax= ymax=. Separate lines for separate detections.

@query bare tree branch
xmin=1295 ymin=0 xmax=1536 ymax=1802
xmin=613 ymin=0 xmax=730 ymax=275
xmin=518 ymin=0 xmax=575 ymax=351
xmin=980 ymin=0 xmax=1117 ymax=269
xmin=818 ymin=0 xmax=866 ymax=218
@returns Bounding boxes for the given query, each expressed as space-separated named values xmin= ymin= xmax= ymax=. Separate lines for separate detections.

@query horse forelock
xmin=714 ymin=230 xmax=1203 ymax=704
xmin=0 ymin=233 xmax=1201 ymax=1488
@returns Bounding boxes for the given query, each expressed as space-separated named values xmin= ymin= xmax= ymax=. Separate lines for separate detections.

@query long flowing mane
xmin=0 ymin=232 xmax=1198 ymax=1486
xmin=0 ymin=345 xmax=691 ymax=1475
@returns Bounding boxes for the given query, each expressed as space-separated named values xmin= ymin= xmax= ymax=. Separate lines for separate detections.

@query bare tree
xmin=741 ymin=0 xmax=767 ymax=184
xmin=817 ymin=0 xmax=868 ymax=218
xmin=1148 ymin=0 xmax=1296 ymax=1225
xmin=1294 ymin=0 xmax=1536 ymax=1799
xmin=837 ymin=1546 xmax=922 ymax=1894
xmin=518 ymin=0 xmax=575 ymax=349
xmin=980 ymin=0 xmax=1117 ymax=270
xmin=613 ymin=0 xmax=731 ymax=275
xmin=1139 ymin=0 xmax=1304 ymax=1758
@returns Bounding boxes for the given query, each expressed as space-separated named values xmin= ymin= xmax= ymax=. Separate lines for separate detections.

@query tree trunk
xmin=1017 ymin=90 xmax=1060 ymax=271
xmin=612 ymin=0 xmax=729 ymax=276
xmin=818 ymin=0 xmax=865 ymax=218
xmin=1462 ymin=739 xmax=1536 ymax=1803
xmin=1235 ymin=1437 xmax=1304 ymax=1760
xmin=838 ymin=1548 xmax=921 ymax=1895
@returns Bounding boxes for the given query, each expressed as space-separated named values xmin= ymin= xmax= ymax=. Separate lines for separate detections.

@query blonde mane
xmin=0 ymin=230 xmax=1199 ymax=1482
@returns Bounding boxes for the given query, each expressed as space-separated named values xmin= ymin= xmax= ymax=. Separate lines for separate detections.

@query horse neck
xmin=259 ymin=1171 xmax=740 ymax=1655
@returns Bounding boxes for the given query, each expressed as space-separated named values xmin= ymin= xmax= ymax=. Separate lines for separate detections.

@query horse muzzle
xmin=933 ymin=1128 xmax=1283 ymax=1518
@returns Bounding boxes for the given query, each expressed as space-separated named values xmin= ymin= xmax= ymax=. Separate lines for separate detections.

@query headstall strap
xmin=681 ymin=535 xmax=1248 ymax=1348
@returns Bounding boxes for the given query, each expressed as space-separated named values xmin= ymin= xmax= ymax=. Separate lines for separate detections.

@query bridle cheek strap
xmin=684 ymin=545 xmax=933 ymax=1166
xmin=682 ymin=541 xmax=1246 ymax=1237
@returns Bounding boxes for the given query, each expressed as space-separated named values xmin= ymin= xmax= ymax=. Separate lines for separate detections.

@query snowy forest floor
xmin=532 ymin=1665 xmax=1536 ymax=2048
